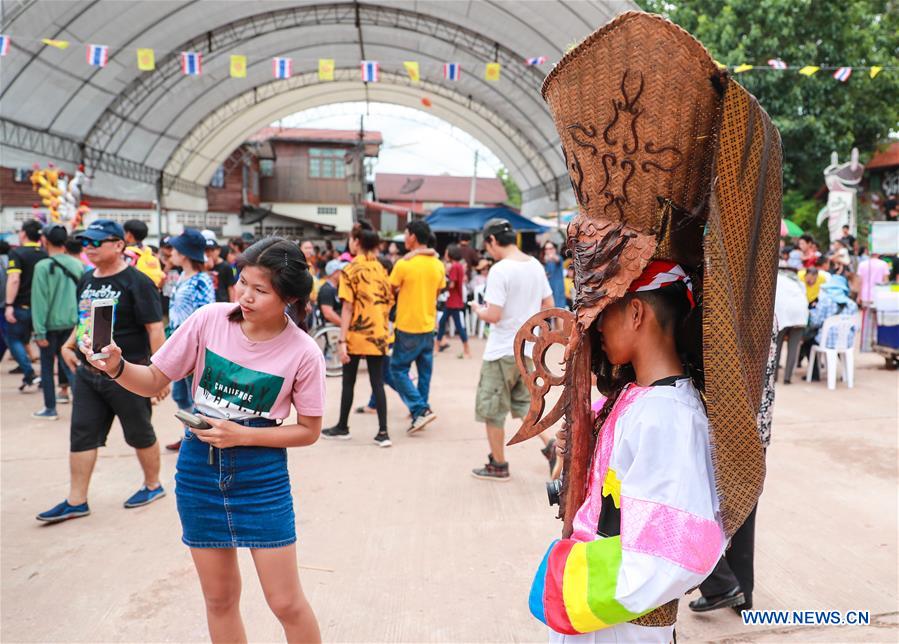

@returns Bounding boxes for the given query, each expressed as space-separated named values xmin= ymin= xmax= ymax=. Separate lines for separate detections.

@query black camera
xmin=546 ymin=476 xmax=564 ymax=507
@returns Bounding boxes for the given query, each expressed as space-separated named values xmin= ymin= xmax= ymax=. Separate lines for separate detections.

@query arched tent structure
xmin=0 ymin=1 xmax=637 ymax=216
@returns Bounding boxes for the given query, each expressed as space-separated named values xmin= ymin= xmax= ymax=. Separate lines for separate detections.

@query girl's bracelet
xmin=108 ymin=360 xmax=126 ymax=380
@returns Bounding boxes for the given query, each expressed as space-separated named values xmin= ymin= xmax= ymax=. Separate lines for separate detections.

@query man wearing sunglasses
xmin=38 ymin=219 xmax=169 ymax=524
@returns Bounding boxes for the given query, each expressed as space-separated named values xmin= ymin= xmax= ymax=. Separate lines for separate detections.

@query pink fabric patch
xmin=571 ymin=385 xmax=649 ymax=542
xmin=620 ymin=496 xmax=723 ymax=574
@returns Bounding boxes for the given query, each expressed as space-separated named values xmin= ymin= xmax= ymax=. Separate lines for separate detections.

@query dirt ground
xmin=1 ymin=339 xmax=896 ymax=642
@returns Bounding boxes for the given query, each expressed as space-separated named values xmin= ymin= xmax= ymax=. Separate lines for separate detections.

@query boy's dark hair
xmin=406 ymin=220 xmax=431 ymax=245
xmin=43 ymin=224 xmax=68 ymax=247
xmin=799 ymin=233 xmax=815 ymax=245
xmin=227 ymin=237 xmax=312 ymax=329
xmin=65 ymin=238 xmax=83 ymax=255
xmin=21 ymin=219 xmax=42 ymax=242
xmin=352 ymin=219 xmax=381 ymax=252
xmin=229 ymin=237 xmax=247 ymax=252
xmin=447 ymin=244 xmax=463 ymax=262
xmin=842 ymin=224 xmax=850 ymax=230
xmin=123 ymin=219 xmax=149 ymax=242
xmin=484 ymin=218 xmax=516 ymax=246
xmin=459 ymin=233 xmax=472 ymax=243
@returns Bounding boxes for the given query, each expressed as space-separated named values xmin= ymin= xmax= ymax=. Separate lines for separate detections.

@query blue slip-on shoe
xmin=123 ymin=485 xmax=166 ymax=509
xmin=32 ymin=408 xmax=59 ymax=420
xmin=36 ymin=500 xmax=91 ymax=523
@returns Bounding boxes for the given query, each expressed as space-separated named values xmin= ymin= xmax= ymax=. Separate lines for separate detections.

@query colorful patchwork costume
xmin=509 ymin=11 xmax=782 ymax=643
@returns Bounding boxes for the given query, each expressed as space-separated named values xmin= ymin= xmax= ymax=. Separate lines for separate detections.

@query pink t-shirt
xmin=857 ymin=258 xmax=890 ymax=303
xmin=152 ymin=303 xmax=325 ymax=421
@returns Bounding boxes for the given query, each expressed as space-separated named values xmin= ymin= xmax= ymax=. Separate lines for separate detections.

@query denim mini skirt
xmin=175 ymin=427 xmax=296 ymax=548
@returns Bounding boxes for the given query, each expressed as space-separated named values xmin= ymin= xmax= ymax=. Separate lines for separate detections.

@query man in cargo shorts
xmin=471 ymin=219 xmax=555 ymax=481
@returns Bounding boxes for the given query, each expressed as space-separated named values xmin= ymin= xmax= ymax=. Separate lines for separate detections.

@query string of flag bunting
xmin=0 ymin=34 xmax=554 ymax=82
xmin=0 ymin=35 xmax=893 ymax=84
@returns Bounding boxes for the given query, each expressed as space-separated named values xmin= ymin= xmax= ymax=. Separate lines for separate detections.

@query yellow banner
xmin=136 ymin=48 xmax=155 ymax=71
xmin=870 ymin=65 xmax=883 ymax=79
xmin=403 ymin=61 xmax=420 ymax=82
xmin=485 ymin=62 xmax=501 ymax=81
xmin=318 ymin=58 xmax=335 ymax=81
xmin=230 ymin=55 xmax=247 ymax=78
xmin=41 ymin=39 xmax=69 ymax=50
xmin=733 ymin=64 xmax=753 ymax=74
xmin=799 ymin=65 xmax=820 ymax=76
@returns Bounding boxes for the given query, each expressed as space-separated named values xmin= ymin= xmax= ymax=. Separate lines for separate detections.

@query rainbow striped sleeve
xmin=529 ymin=537 xmax=649 ymax=634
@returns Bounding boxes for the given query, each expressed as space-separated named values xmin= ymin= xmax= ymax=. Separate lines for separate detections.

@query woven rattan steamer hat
xmin=511 ymin=11 xmax=781 ymax=547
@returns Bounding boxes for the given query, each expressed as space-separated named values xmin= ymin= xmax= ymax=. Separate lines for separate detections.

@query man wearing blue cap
xmin=37 ymin=219 xmax=169 ymax=523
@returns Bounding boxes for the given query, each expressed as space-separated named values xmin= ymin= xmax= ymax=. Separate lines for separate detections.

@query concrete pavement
xmin=1 ymin=339 xmax=896 ymax=642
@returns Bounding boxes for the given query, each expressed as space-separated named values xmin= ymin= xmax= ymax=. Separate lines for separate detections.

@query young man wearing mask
xmin=30 ymin=224 xmax=84 ymax=419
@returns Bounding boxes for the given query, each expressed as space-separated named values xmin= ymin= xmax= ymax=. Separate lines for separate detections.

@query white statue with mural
xmin=818 ymin=148 xmax=864 ymax=242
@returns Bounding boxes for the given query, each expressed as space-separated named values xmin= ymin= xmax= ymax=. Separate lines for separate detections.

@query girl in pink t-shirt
xmin=81 ymin=238 xmax=326 ymax=643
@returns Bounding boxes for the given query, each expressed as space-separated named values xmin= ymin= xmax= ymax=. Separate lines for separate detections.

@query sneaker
xmin=472 ymin=459 xmax=510 ymax=481
xmin=9 ymin=365 xmax=23 ymax=375
xmin=18 ymin=376 xmax=40 ymax=393
xmin=36 ymin=500 xmax=91 ymax=523
xmin=31 ymin=408 xmax=59 ymax=420
xmin=321 ymin=425 xmax=351 ymax=440
xmin=123 ymin=485 xmax=166 ymax=508
xmin=373 ymin=431 xmax=392 ymax=448
xmin=57 ymin=389 xmax=71 ymax=404
xmin=165 ymin=439 xmax=182 ymax=452
xmin=407 ymin=409 xmax=437 ymax=435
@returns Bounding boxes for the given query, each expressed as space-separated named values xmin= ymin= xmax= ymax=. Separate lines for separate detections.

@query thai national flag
xmin=273 ymin=57 xmax=292 ymax=79
xmin=87 ymin=44 xmax=108 ymax=67
xmin=443 ymin=62 xmax=461 ymax=81
xmin=181 ymin=51 xmax=202 ymax=76
xmin=525 ymin=56 xmax=547 ymax=66
xmin=0 ymin=35 xmax=10 ymax=57
xmin=833 ymin=67 xmax=852 ymax=82
xmin=767 ymin=58 xmax=787 ymax=70
xmin=361 ymin=60 xmax=379 ymax=82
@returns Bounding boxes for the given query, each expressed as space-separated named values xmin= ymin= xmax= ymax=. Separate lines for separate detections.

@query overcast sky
xmin=279 ymin=102 xmax=504 ymax=178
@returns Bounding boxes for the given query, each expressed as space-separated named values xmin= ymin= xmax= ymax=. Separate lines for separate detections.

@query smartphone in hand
xmin=90 ymin=299 xmax=116 ymax=359
xmin=174 ymin=410 xmax=213 ymax=430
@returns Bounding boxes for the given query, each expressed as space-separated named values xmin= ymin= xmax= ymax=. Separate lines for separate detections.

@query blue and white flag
xmin=443 ymin=62 xmax=461 ymax=81
xmin=273 ymin=57 xmax=292 ymax=79
xmin=361 ymin=60 xmax=379 ymax=82
xmin=833 ymin=66 xmax=852 ymax=82
xmin=87 ymin=44 xmax=108 ymax=67
xmin=525 ymin=56 xmax=547 ymax=66
xmin=0 ymin=35 xmax=10 ymax=57
xmin=181 ymin=51 xmax=202 ymax=76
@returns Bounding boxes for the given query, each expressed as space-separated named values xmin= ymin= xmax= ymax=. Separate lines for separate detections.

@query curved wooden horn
xmin=507 ymin=308 xmax=577 ymax=445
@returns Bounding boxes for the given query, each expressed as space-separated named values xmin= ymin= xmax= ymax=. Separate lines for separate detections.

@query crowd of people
xmin=776 ymin=225 xmax=894 ymax=382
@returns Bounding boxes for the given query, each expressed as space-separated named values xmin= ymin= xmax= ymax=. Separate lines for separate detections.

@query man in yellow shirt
xmin=798 ymin=266 xmax=829 ymax=304
xmin=389 ymin=221 xmax=446 ymax=434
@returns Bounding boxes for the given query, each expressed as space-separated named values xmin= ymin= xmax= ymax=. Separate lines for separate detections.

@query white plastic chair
xmin=806 ymin=315 xmax=857 ymax=389
xmin=468 ymin=284 xmax=489 ymax=339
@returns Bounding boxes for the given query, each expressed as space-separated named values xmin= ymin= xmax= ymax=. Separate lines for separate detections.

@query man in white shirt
xmin=472 ymin=219 xmax=554 ymax=481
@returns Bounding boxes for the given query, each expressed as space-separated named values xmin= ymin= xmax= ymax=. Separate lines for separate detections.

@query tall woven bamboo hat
xmin=541 ymin=11 xmax=782 ymax=537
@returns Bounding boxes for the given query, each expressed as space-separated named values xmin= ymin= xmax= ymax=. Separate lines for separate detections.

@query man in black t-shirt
xmin=37 ymin=219 xmax=169 ymax=524
xmin=317 ymin=259 xmax=347 ymax=326
xmin=4 ymin=219 xmax=48 ymax=391
xmin=202 ymin=230 xmax=235 ymax=302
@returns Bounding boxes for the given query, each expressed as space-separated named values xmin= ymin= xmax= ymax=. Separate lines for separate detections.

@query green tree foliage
xmin=640 ymin=0 xmax=899 ymax=202
xmin=497 ymin=167 xmax=523 ymax=209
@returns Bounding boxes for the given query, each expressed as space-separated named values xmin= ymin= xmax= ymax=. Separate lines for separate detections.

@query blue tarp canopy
xmin=425 ymin=206 xmax=548 ymax=233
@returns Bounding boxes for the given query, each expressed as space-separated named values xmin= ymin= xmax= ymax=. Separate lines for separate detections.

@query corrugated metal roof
xmin=375 ymin=172 xmax=507 ymax=203
xmin=249 ymin=127 xmax=383 ymax=145
xmin=867 ymin=142 xmax=899 ymax=171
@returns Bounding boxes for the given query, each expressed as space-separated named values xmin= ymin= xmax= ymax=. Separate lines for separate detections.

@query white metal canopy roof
xmin=0 ymin=0 xmax=637 ymax=214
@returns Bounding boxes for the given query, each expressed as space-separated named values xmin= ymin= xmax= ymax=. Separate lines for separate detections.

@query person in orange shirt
xmin=322 ymin=221 xmax=394 ymax=446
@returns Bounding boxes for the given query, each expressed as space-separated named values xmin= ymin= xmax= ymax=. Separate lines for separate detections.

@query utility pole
xmin=468 ymin=149 xmax=479 ymax=207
